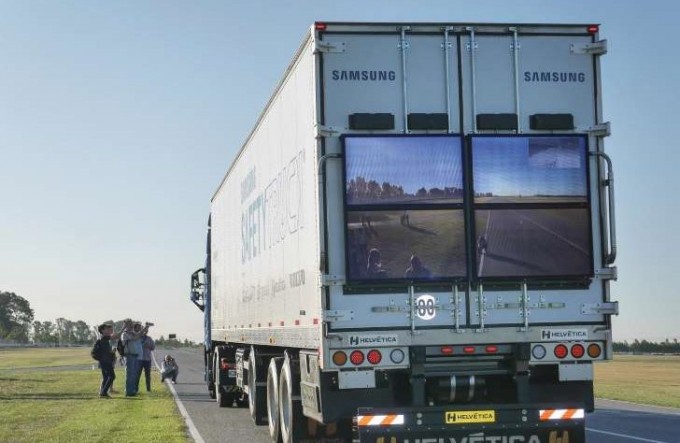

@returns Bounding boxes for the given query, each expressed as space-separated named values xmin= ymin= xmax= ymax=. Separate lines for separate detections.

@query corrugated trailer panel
xmin=210 ymin=35 xmax=322 ymax=348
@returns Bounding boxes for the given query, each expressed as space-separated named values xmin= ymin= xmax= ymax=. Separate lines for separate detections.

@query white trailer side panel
xmin=210 ymin=35 xmax=322 ymax=348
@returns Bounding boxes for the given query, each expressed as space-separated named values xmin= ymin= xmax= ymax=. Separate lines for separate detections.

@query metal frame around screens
xmin=468 ymin=134 xmax=594 ymax=281
xmin=341 ymin=134 xmax=467 ymax=284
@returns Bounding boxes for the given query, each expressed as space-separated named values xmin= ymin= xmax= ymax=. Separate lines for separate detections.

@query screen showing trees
xmin=343 ymin=136 xmax=466 ymax=282
xmin=471 ymin=136 xmax=593 ymax=279
xmin=345 ymin=136 xmax=463 ymax=206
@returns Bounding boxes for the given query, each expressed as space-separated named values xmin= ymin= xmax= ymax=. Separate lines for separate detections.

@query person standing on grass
xmin=121 ymin=320 xmax=148 ymax=397
xmin=95 ymin=323 xmax=116 ymax=398
xmin=136 ymin=330 xmax=155 ymax=392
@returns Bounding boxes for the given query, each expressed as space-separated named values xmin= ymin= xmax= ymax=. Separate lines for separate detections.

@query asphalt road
xmin=478 ymin=208 xmax=590 ymax=277
xmin=168 ymin=348 xmax=680 ymax=443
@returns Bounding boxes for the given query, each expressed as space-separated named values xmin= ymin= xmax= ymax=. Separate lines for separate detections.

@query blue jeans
xmin=125 ymin=356 xmax=140 ymax=395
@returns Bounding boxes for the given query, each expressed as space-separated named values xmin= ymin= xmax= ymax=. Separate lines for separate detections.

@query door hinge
xmin=571 ymin=39 xmax=607 ymax=55
xmin=323 ymin=310 xmax=354 ymax=322
xmin=315 ymin=124 xmax=341 ymax=138
xmin=582 ymin=121 xmax=611 ymax=137
xmin=595 ymin=266 xmax=618 ymax=280
xmin=581 ymin=301 xmax=619 ymax=315
xmin=314 ymin=40 xmax=345 ymax=54
xmin=320 ymin=274 xmax=345 ymax=286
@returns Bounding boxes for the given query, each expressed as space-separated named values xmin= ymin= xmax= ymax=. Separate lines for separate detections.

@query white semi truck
xmin=190 ymin=22 xmax=617 ymax=443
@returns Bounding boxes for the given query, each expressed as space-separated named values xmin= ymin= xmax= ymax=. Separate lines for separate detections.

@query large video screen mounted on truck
xmin=345 ymin=136 xmax=463 ymax=206
xmin=471 ymin=135 xmax=593 ymax=279
xmin=472 ymin=136 xmax=588 ymax=204
xmin=343 ymin=135 xmax=467 ymax=283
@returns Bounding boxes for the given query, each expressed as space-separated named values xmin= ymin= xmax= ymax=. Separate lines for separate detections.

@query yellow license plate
xmin=445 ymin=410 xmax=496 ymax=424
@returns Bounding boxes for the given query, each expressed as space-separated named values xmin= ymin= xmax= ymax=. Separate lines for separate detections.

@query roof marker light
xmin=463 ymin=346 xmax=475 ymax=354
xmin=587 ymin=25 xmax=599 ymax=34
xmin=315 ymin=22 xmax=327 ymax=31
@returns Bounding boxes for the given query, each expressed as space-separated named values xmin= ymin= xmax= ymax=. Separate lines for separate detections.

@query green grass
xmin=594 ymin=354 xmax=680 ymax=409
xmin=0 ymin=348 xmax=187 ymax=442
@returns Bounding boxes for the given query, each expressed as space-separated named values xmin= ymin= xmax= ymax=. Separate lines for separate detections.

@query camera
xmin=145 ymin=322 xmax=154 ymax=327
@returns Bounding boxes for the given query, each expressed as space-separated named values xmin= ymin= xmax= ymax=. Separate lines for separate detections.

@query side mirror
xmin=190 ymin=268 xmax=206 ymax=312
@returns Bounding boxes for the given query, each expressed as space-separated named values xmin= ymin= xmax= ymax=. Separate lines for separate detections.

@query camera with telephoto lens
xmin=145 ymin=322 xmax=154 ymax=327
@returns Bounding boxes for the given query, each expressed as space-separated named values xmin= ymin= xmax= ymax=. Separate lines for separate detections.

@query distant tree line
xmin=0 ymin=290 xmax=197 ymax=346
xmin=347 ymin=176 xmax=463 ymax=201
xmin=613 ymin=339 xmax=680 ymax=354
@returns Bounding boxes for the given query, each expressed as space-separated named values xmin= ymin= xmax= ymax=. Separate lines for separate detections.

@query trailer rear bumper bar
xmin=354 ymin=403 xmax=585 ymax=443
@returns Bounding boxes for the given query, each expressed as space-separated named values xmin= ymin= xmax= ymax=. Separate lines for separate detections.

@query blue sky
xmin=1 ymin=0 xmax=678 ymax=342
xmin=473 ymin=136 xmax=587 ymax=197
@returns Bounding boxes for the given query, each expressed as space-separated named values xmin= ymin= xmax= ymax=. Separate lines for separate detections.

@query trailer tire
xmin=279 ymin=351 xmax=306 ymax=443
xmin=248 ymin=346 xmax=268 ymax=425
xmin=214 ymin=348 xmax=232 ymax=407
xmin=267 ymin=357 xmax=284 ymax=442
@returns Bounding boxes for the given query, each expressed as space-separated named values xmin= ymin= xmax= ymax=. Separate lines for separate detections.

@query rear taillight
xmin=367 ymin=350 xmax=382 ymax=365
xmin=220 ymin=359 xmax=233 ymax=370
xmin=332 ymin=351 xmax=347 ymax=366
xmin=554 ymin=344 xmax=568 ymax=359
xmin=349 ymin=350 xmax=365 ymax=366
xmin=571 ymin=344 xmax=585 ymax=359
xmin=587 ymin=343 xmax=602 ymax=358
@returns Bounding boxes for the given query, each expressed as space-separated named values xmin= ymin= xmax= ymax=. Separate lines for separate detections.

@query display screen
xmin=346 ymin=210 xmax=467 ymax=281
xmin=345 ymin=136 xmax=463 ymax=206
xmin=473 ymin=136 xmax=588 ymax=204
xmin=474 ymin=208 xmax=592 ymax=278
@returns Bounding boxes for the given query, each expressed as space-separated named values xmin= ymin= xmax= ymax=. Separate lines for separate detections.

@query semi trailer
xmin=190 ymin=22 xmax=617 ymax=443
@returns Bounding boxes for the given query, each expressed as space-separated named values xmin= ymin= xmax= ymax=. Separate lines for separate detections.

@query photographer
xmin=161 ymin=354 xmax=179 ymax=384
xmin=120 ymin=319 xmax=151 ymax=397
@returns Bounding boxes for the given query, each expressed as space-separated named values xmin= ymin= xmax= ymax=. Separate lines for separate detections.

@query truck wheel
xmin=208 ymin=351 xmax=216 ymax=399
xmin=214 ymin=347 xmax=233 ymax=407
xmin=267 ymin=357 xmax=284 ymax=443
xmin=248 ymin=346 xmax=268 ymax=425
xmin=217 ymin=388 xmax=234 ymax=407
xmin=279 ymin=351 xmax=306 ymax=443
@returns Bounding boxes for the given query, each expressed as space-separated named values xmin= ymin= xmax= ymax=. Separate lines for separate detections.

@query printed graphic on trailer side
xmin=540 ymin=329 xmax=588 ymax=341
xmin=348 ymin=334 xmax=398 ymax=347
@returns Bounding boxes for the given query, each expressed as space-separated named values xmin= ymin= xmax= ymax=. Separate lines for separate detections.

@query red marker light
xmin=441 ymin=346 xmax=454 ymax=355
xmin=367 ymin=350 xmax=382 ymax=365
xmin=485 ymin=345 xmax=498 ymax=354
xmin=463 ymin=346 xmax=475 ymax=354
xmin=554 ymin=344 xmax=568 ymax=359
xmin=315 ymin=22 xmax=327 ymax=31
xmin=349 ymin=350 xmax=365 ymax=365
xmin=571 ymin=344 xmax=585 ymax=359
xmin=587 ymin=25 xmax=599 ymax=34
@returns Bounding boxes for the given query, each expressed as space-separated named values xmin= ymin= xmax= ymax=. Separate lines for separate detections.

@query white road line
xmin=153 ymin=353 xmax=206 ymax=443
xmin=587 ymin=428 xmax=671 ymax=443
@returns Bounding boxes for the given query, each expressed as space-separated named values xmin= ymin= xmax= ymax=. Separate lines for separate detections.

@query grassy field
xmin=595 ymin=354 xmax=680 ymax=409
xmin=0 ymin=347 xmax=187 ymax=442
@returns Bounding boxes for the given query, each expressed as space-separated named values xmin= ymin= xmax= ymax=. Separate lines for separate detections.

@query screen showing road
xmin=346 ymin=209 xmax=467 ymax=281
xmin=473 ymin=136 xmax=588 ymax=204
xmin=475 ymin=208 xmax=592 ymax=278
xmin=344 ymin=136 xmax=463 ymax=206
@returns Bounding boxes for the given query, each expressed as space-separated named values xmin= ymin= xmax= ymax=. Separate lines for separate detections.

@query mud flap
xmin=354 ymin=403 xmax=585 ymax=443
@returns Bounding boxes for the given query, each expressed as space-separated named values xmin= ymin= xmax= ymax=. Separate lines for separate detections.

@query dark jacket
xmin=98 ymin=336 xmax=116 ymax=364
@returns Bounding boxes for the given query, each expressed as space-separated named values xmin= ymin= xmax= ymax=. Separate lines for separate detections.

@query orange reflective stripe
xmin=358 ymin=416 xmax=373 ymax=426
xmin=540 ymin=409 xmax=554 ymax=420
xmin=563 ymin=409 xmax=577 ymax=420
